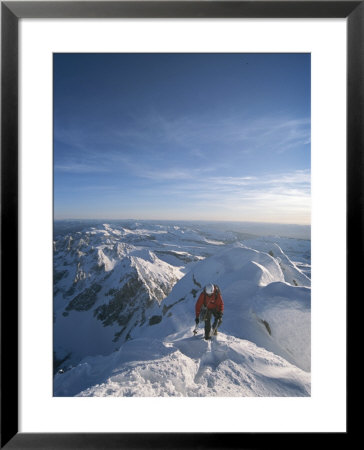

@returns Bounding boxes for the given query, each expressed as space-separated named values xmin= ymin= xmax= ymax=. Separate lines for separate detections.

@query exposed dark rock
xmin=149 ymin=315 xmax=162 ymax=326
xmin=66 ymin=283 xmax=102 ymax=312
xmin=54 ymin=269 xmax=69 ymax=283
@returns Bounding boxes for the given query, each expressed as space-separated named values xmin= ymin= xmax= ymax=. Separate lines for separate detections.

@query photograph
xmin=53 ymin=52 xmax=311 ymax=398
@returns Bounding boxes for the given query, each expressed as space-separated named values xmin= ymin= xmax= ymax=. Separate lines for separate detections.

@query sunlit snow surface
xmin=53 ymin=220 xmax=310 ymax=397
xmin=55 ymin=333 xmax=310 ymax=397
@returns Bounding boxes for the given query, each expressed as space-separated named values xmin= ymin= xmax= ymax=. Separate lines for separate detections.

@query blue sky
xmin=54 ymin=53 xmax=310 ymax=224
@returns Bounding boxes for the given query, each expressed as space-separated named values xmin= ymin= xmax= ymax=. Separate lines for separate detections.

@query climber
xmin=195 ymin=283 xmax=224 ymax=340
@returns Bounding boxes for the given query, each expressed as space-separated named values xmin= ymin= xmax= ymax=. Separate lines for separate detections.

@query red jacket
xmin=195 ymin=287 xmax=224 ymax=317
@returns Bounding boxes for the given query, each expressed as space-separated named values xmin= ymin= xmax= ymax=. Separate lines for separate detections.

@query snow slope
xmin=131 ymin=243 xmax=311 ymax=372
xmin=55 ymin=332 xmax=310 ymax=397
xmin=54 ymin=224 xmax=311 ymax=397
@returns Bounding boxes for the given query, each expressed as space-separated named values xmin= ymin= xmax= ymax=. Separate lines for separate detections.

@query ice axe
xmin=193 ymin=307 xmax=207 ymax=336
xmin=193 ymin=317 xmax=200 ymax=335
xmin=193 ymin=321 xmax=199 ymax=335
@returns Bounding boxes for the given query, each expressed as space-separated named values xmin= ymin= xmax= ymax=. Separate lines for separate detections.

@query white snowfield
xmin=56 ymin=333 xmax=310 ymax=397
xmin=53 ymin=222 xmax=311 ymax=397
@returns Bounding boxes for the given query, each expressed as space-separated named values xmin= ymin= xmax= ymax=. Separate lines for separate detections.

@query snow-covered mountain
xmin=53 ymin=220 xmax=311 ymax=397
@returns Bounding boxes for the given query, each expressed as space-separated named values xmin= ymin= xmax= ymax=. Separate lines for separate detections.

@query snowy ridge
xmin=134 ymin=243 xmax=310 ymax=372
xmin=55 ymin=332 xmax=310 ymax=397
xmin=54 ymin=222 xmax=311 ymax=397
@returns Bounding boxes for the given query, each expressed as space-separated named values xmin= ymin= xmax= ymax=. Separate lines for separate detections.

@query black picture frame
xmin=1 ymin=1 xmax=357 ymax=448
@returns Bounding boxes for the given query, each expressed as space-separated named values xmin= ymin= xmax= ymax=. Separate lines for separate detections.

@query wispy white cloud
xmin=54 ymin=163 xmax=110 ymax=174
xmin=147 ymin=169 xmax=311 ymax=223
xmin=55 ymin=111 xmax=310 ymax=163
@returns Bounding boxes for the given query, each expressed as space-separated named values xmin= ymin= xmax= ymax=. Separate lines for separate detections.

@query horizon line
xmin=53 ymin=217 xmax=310 ymax=227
